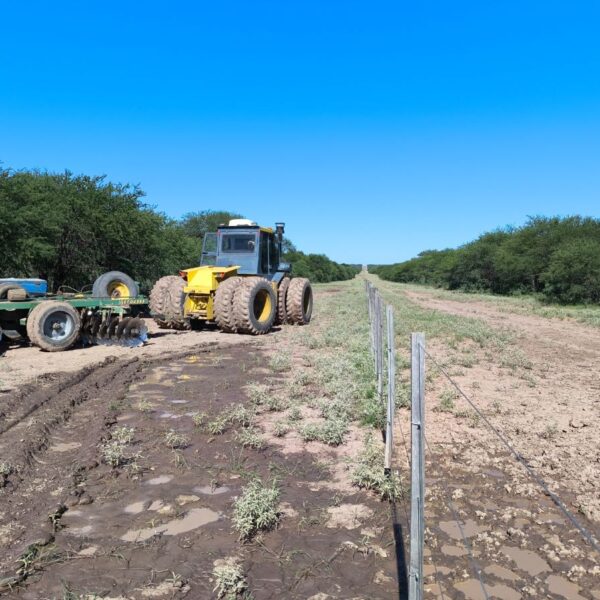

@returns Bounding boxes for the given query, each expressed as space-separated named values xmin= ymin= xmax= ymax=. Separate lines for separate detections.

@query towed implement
xmin=0 ymin=271 xmax=148 ymax=352
xmin=150 ymin=220 xmax=313 ymax=335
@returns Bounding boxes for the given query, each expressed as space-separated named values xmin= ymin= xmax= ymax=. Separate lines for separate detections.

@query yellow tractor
xmin=149 ymin=220 xmax=313 ymax=334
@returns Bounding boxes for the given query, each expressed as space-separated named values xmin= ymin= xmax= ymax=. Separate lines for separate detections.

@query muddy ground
xmin=0 ymin=306 xmax=402 ymax=599
xmin=0 ymin=320 xmax=252 ymax=391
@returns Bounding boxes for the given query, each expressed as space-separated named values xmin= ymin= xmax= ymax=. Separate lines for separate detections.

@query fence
xmin=366 ymin=281 xmax=424 ymax=599
xmin=365 ymin=278 xmax=599 ymax=600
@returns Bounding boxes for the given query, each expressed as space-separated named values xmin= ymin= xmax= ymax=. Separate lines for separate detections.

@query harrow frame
xmin=0 ymin=294 xmax=149 ymax=350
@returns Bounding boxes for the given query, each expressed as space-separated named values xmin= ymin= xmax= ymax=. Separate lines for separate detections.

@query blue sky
xmin=1 ymin=1 xmax=599 ymax=264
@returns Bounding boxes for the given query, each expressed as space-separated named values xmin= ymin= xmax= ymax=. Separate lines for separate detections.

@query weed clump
xmin=435 ymin=388 xmax=458 ymax=413
xmin=269 ymin=354 xmax=291 ymax=373
xmin=213 ymin=557 xmax=248 ymax=599
xmin=165 ymin=429 xmax=190 ymax=449
xmin=207 ymin=414 xmax=229 ymax=435
xmin=192 ymin=412 xmax=207 ymax=427
xmin=227 ymin=405 xmax=255 ymax=427
xmin=272 ymin=422 xmax=290 ymax=437
xmin=100 ymin=426 xmax=137 ymax=467
xmin=236 ymin=428 xmax=266 ymax=450
xmin=351 ymin=435 xmax=403 ymax=501
xmin=299 ymin=418 xmax=348 ymax=446
xmin=112 ymin=426 xmax=135 ymax=444
xmin=232 ymin=479 xmax=280 ymax=540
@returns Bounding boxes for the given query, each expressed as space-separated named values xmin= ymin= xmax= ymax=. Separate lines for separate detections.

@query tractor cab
xmin=201 ymin=219 xmax=290 ymax=282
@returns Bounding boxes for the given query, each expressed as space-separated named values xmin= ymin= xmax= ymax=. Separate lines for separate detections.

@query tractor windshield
xmin=221 ymin=233 xmax=257 ymax=253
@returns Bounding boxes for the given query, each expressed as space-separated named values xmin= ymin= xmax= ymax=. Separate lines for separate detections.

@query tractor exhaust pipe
xmin=275 ymin=222 xmax=285 ymax=256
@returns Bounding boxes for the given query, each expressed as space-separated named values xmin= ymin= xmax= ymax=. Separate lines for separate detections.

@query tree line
xmin=371 ymin=216 xmax=600 ymax=304
xmin=0 ymin=168 xmax=358 ymax=291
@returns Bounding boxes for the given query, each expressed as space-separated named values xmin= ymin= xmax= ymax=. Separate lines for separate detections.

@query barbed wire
xmin=422 ymin=345 xmax=600 ymax=555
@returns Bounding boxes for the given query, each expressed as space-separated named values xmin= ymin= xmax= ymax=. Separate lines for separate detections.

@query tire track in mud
xmin=0 ymin=343 xmax=221 ymax=486
xmin=0 ymin=342 xmax=227 ymax=592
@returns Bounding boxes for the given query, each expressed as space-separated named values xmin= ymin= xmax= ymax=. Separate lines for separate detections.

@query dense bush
xmin=371 ymin=216 xmax=600 ymax=304
xmin=0 ymin=168 xmax=355 ymax=290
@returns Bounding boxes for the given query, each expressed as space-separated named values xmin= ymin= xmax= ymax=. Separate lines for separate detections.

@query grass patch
xmin=351 ymin=434 xmax=403 ymax=501
xmin=207 ymin=414 xmax=229 ymax=435
xmin=299 ymin=418 xmax=348 ymax=446
xmin=272 ymin=422 xmax=290 ymax=437
xmin=164 ymin=429 xmax=190 ymax=449
xmin=213 ymin=558 xmax=248 ymax=600
xmin=232 ymin=478 xmax=280 ymax=541
xmin=236 ymin=428 xmax=266 ymax=450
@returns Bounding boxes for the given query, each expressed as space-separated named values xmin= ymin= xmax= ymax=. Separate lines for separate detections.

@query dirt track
xmin=0 ymin=320 xmax=253 ymax=392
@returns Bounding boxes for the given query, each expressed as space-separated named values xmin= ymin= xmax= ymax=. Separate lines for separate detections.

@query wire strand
xmin=422 ymin=345 xmax=600 ymax=555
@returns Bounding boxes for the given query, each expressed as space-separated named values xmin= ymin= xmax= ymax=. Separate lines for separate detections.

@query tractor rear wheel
xmin=286 ymin=278 xmax=313 ymax=325
xmin=149 ymin=275 xmax=189 ymax=330
xmin=214 ymin=276 xmax=242 ymax=333
xmin=27 ymin=301 xmax=81 ymax=352
xmin=92 ymin=271 xmax=139 ymax=298
xmin=233 ymin=277 xmax=276 ymax=335
xmin=276 ymin=277 xmax=291 ymax=324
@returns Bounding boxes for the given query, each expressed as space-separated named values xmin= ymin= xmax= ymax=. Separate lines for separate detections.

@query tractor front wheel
xmin=214 ymin=276 xmax=242 ymax=333
xmin=149 ymin=275 xmax=189 ymax=330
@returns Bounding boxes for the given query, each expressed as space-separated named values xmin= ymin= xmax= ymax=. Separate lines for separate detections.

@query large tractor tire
xmin=233 ymin=277 xmax=277 ymax=335
xmin=276 ymin=277 xmax=291 ymax=325
xmin=27 ymin=301 xmax=81 ymax=352
xmin=286 ymin=278 xmax=313 ymax=325
xmin=92 ymin=271 xmax=139 ymax=298
xmin=149 ymin=275 xmax=189 ymax=330
xmin=213 ymin=276 xmax=242 ymax=333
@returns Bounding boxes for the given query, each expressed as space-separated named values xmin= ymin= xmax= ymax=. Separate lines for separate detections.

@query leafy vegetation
xmin=0 ymin=167 xmax=358 ymax=290
xmin=232 ymin=479 xmax=280 ymax=540
xmin=371 ymin=216 xmax=600 ymax=304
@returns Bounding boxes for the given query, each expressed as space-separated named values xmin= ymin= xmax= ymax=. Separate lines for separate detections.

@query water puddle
xmin=546 ymin=575 xmax=586 ymax=600
xmin=439 ymin=519 xmax=486 ymax=540
xmin=50 ymin=441 xmax=81 ymax=452
xmin=441 ymin=544 xmax=467 ymax=557
xmin=124 ymin=501 xmax=147 ymax=514
xmin=455 ymin=580 xmax=521 ymax=600
xmin=501 ymin=545 xmax=550 ymax=576
xmin=484 ymin=565 xmax=520 ymax=582
xmin=170 ymin=400 xmax=188 ymax=404
xmin=195 ymin=485 xmax=231 ymax=495
xmin=158 ymin=411 xmax=181 ymax=419
xmin=121 ymin=507 xmax=220 ymax=542
xmin=146 ymin=475 xmax=173 ymax=485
